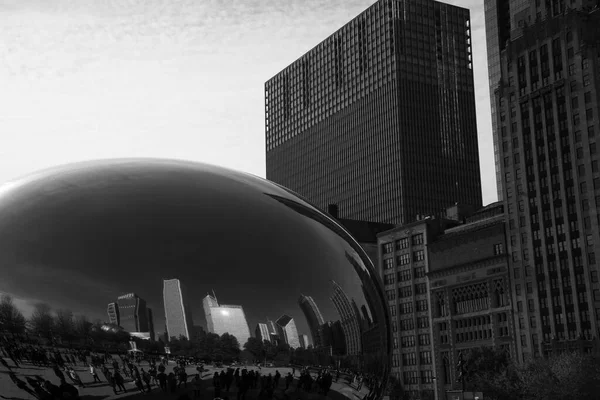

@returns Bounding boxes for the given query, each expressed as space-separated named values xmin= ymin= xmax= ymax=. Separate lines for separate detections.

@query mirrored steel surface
xmin=0 ymin=159 xmax=390 ymax=399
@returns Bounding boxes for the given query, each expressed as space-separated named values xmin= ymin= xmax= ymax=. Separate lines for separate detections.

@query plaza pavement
xmin=0 ymin=358 xmax=370 ymax=400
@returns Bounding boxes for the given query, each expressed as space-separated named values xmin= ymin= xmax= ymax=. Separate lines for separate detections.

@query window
xmin=415 ymin=283 xmax=427 ymax=295
xmin=384 ymin=258 xmax=394 ymax=270
xmin=382 ymin=242 xmax=394 ymax=254
xmin=399 ymin=286 xmax=412 ymax=298
xmin=420 ymin=351 xmax=432 ymax=364
xmin=398 ymin=254 xmax=410 ymax=265
xmin=396 ymin=238 xmax=409 ymax=250
xmin=413 ymin=250 xmax=424 ymax=262
xmin=417 ymin=317 xmax=429 ymax=328
xmin=418 ymin=334 xmax=430 ymax=345
xmin=416 ymin=300 xmax=428 ymax=312
xmin=412 ymin=233 xmax=424 ymax=245
xmin=386 ymin=290 xmax=396 ymax=301
xmin=384 ymin=274 xmax=395 ymax=285
xmin=390 ymin=305 xmax=397 ymax=316
xmin=398 ymin=270 xmax=411 ymax=282
xmin=414 ymin=267 xmax=426 ymax=278
xmin=494 ymin=243 xmax=504 ymax=255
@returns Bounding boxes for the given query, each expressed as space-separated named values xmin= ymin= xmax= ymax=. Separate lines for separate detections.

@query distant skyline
xmin=0 ymin=0 xmax=496 ymax=206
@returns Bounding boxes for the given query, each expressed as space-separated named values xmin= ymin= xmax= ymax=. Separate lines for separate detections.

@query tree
xmin=73 ymin=315 xmax=92 ymax=341
xmin=28 ymin=302 xmax=54 ymax=340
xmin=54 ymin=309 xmax=75 ymax=344
xmin=463 ymin=347 xmax=523 ymax=400
xmin=0 ymin=294 xmax=27 ymax=336
xmin=243 ymin=337 xmax=264 ymax=359
xmin=520 ymin=351 xmax=600 ymax=400
xmin=385 ymin=375 xmax=404 ymax=400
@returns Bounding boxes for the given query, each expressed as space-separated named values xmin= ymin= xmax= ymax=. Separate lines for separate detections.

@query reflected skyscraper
xmin=266 ymin=319 xmax=280 ymax=345
xmin=147 ymin=308 xmax=155 ymax=341
xmin=330 ymin=280 xmax=362 ymax=355
xmin=107 ymin=302 xmax=120 ymax=326
xmin=275 ymin=314 xmax=301 ymax=349
xmin=255 ymin=323 xmax=270 ymax=342
xmin=203 ymin=294 xmax=251 ymax=348
xmin=299 ymin=334 xmax=310 ymax=349
xmin=163 ymin=279 xmax=193 ymax=340
xmin=298 ymin=294 xmax=325 ymax=348
xmin=117 ymin=293 xmax=149 ymax=333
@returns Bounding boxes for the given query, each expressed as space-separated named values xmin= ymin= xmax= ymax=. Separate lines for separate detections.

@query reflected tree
xmin=0 ymin=294 xmax=27 ymax=337
xmin=28 ymin=302 xmax=54 ymax=340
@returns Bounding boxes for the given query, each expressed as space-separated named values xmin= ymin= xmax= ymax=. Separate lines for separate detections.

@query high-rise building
xmin=163 ymin=279 xmax=193 ymax=340
xmin=117 ymin=293 xmax=149 ymax=333
xmin=484 ymin=0 xmax=598 ymax=200
xmin=265 ymin=0 xmax=482 ymax=225
xmin=266 ymin=319 xmax=280 ymax=345
xmin=330 ymin=281 xmax=362 ymax=355
xmin=203 ymin=295 xmax=251 ymax=349
xmin=298 ymin=294 xmax=326 ymax=348
xmin=377 ymin=203 xmax=494 ymax=397
xmin=485 ymin=1 xmax=600 ymax=359
xmin=107 ymin=302 xmax=120 ymax=326
xmin=255 ymin=323 xmax=271 ymax=343
xmin=147 ymin=308 xmax=155 ymax=341
xmin=428 ymin=203 xmax=513 ymax=395
xmin=275 ymin=314 xmax=301 ymax=349
xmin=299 ymin=334 xmax=310 ymax=349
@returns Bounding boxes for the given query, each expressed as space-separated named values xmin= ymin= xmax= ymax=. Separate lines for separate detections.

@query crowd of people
xmin=1 ymin=336 xmax=382 ymax=400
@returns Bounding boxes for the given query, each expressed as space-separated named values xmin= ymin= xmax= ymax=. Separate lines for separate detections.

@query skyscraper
xmin=330 ymin=281 xmax=362 ymax=355
xmin=298 ymin=294 xmax=326 ymax=348
xmin=484 ymin=0 xmax=600 ymax=360
xmin=117 ymin=293 xmax=149 ymax=333
xmin=275 ymin=314 xmax=301 ymax=349
xmin=163 ymin=279 xmax=193 ymax=340
xmin=299 ymin=334 xmax=310 ymax=349
xmin=266 ymin=319 xmax=280 ymax=345
xmin=265 ymin=0 xmax=482 ymax=225
xmin=147 ymin=308 xmax=155 ymax=341
xmin=107 ymin=302 xmax=120 ymax=326
xmin=203 ymin=295 xmax=251 ymax=348
xmin=255 ymin=323 xmax=270 ymax=343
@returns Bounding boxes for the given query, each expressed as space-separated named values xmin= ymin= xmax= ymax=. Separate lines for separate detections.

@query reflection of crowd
xmin=0 ymin=336 xmax=191 ymax=400
xmin=1 ymin=335 xmax=384 ymax=400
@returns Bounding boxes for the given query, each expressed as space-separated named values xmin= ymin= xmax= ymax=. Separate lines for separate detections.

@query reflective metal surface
xmin=0 ymin=159 xmax=390 ymax=399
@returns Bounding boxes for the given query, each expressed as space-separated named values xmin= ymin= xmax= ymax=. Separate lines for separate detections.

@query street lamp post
xmin=432 ymin=376 xmax=439 ymax=400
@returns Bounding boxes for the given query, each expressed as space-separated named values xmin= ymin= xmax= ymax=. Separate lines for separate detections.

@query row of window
xmin=382 ymin=233 xmax=424 ymax=253
xmin=386 ymin=283 xmax=428 ymax=300
xmin=383 ymin=267 xmax=427 ymax=284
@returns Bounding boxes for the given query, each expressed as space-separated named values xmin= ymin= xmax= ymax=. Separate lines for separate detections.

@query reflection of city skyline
xmin=96 ymin=271 xmax=380 ymax=360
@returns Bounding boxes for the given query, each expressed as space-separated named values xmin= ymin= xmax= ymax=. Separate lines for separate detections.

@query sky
xmin=0 ymin=0 xmax=497 ymax=207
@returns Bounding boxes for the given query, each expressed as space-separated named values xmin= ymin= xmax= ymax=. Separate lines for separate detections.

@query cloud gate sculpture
xmin=0 ymin=159 xmax=391 ymax=400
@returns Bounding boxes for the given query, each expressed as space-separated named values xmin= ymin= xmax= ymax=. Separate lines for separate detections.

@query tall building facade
xmin=428 ymin=203 xmax=514 ymax=395
xmin=147 ymin=308 xmax=155 ymax=341
xmin=275 ymin=314 xmax=301 ymax=349
xmin=163 ymin=279 xmax=193 ymax=340
xmin=377 ymin=218 xmax=447 ymax=398
xmin=117 ymin=293 xmax=149 ymax=333
xmin=298 ymin=294 xmax=326 ymax=348
xmin=265 ymin=0 xmax=482 ymax=225
xmin=203 ymin=295 xmax=251 ymax=348
xmin=484 ymin=0 xmax=599 ymax=200
xmin=487 ymin=2 xmax=600 ymax=360
xmin=330 ymin=281 xmax=362 ymax=355
xmin=299 ymin=334 xmax=310 ymax=349
xmin=256 ymin=323 xmax=271 ymax=343
xmin=107 ymin=302 xmax=120 ymax=326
